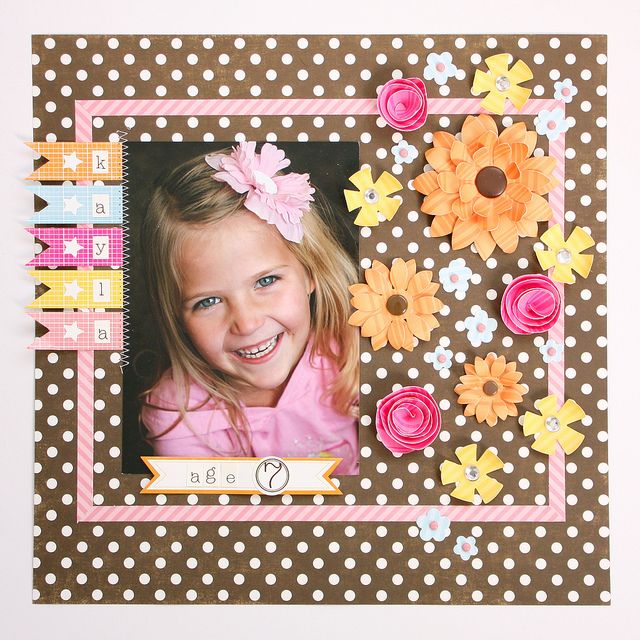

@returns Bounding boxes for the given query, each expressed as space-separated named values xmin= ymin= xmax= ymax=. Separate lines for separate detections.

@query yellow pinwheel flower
xmin=441 ymin=443 xmax=504 ymax=504
xmin=523 ymin=395 xmax=586 ymax=456
xmin=472 ymin=53 xmax=533 ymax=116
xmin=535 ymin=223 xmax=595 ymax=284
xmin=344 ymin=167 xmax=402 ymax=226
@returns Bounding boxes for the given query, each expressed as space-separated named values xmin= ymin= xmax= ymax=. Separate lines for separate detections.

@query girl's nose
xmin=229 ymin=300 xmax=264 ymax=336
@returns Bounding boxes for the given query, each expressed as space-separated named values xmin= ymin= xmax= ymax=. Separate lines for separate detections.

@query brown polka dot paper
xmin=31 ymin=35 xmax=609 ymax=605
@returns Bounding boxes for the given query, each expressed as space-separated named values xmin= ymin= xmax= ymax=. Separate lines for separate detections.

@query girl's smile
xmin=233 ymin=333 xmax=282 ymax=362
xmin=179 ymin=211 xmax=314 ymax=407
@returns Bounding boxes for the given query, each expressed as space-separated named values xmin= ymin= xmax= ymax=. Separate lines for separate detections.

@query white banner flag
xmin=141 ymin=456 xmax=341 ymax=496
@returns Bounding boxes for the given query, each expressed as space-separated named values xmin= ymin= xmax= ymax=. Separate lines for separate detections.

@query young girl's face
xmin=178 ymin=211 xmax=315 ymax=406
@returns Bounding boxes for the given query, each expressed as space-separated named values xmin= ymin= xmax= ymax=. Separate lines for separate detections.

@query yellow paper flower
xmin=344 ymin=167 xmax=402 ymax=226
xmin=535 ymin=223 xmax=595 ymax=284
xmin=348 ymin=258 xmax=443 ymax=351
xmin=523 ymin=395 xmax=586 ymax=455
xmin=414 ymin=115 xmax=557 ymax=260
xmin=441 ymin=444 xmax=504 ymax=504
xmin=472 ymin=53 xmax=534 ymax=115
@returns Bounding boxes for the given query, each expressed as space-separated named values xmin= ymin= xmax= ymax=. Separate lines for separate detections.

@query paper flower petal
xmin=348 ymin=258 xmax=443 ymax=351
xmin=376 ymin=386 xmax=441 ymax=454
xmin=344 ymin=168 xmax=402 ymax=227
xmin=417 ymin=508 xmax=451 ymax=542
xmin=535 ymin=108 xmax=571 ymax=141
xmin=424 ymin=52 xmax=458 ymax=86
xmin=415 ymin=116 xmax=556 ymax=260
xmin=535 ymin=224 xmax=595 ymax=284
xmin=472 ymin=54 xmax=533 ymax=115
xmin=523 ymin=395 xmax=586 ymax=456
xmin=441 ymin=444 xmax=504 ymax=504
xmin=454 ymin=353 xmax=525 ymax=427
xmin=207 ymin=141 xmax=313 ymax=243
xmin=453 ymin=536 xmax=478 ymax=561
xmin=501 ymin=274 xmax=562 ymax=334
xmin=391 ymin=140 xmax=419 ymax=165
xmin=377 ymin=77 xmax=428 ymax=131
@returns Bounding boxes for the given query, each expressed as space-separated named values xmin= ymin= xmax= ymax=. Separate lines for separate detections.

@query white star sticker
xmin=63 ymin=280 xmax=83 ymax=300
xmin=63 ymin=237 xmax=84 ymax=258
xmin=63 ymin=322 xmax=84 ymax=342
xmin=62 ymin=152 xmax=83 ymax=172
xmin=63 ymin=196 xmax=82 ymax=215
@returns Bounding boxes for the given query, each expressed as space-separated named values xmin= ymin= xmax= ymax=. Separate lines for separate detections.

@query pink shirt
xmin=141 ymin=343 xmax=359 ymax=475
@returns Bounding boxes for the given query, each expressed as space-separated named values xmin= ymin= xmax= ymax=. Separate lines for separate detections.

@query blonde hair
xmin=141 ymin=151 xmax=359 ymax=455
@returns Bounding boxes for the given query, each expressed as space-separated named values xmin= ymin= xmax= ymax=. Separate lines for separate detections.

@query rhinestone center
xmin=556 ymin=248 xmax=573 ymax=264
xmin=495 ymin=75 xmax=511 ymax=92
xmin=364 ymin=188 xmax=379 ymax=204
xmin=386 ymin=294 xmax=409 ymax=316
xmin=545 ymin=416 xmax=561 ymax=432
xmin=464 ymin=465 xmax=480 ymax=481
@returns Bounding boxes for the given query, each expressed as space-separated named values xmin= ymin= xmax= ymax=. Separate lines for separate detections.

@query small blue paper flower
xmin=416 ymin=508 xmax=450 ymax=542
xmin=439 ymin=258 xmax=473 ymax=296
xmin=426 ymin=345 xmax=454 ymax=371
xmin=453 ymin=535 xmax=478 ymax=561
xmin=424 ymin=52 xmax=457 ymax=86
xmin=463 ymin=307 xmax=497 ymax=347
xmin=391 ymin=139 xmax=419 ymax=165
xmin=539 ymin=338 xmax=564 ymax=363
xmin=554 ymin=78 xmax=578 ymax=103
xmin=535 ymin=108 xmax=571 ymax=142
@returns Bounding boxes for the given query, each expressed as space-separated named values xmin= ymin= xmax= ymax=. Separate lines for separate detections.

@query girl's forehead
xmin=178 ymin=211 xmax=301 ymax=278
xmin=182 ymin=210 xmax=279 ymax=245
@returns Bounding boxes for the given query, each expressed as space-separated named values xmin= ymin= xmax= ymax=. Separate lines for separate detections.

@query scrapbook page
xmin=29 ymin=34 xmax=608 ymax=604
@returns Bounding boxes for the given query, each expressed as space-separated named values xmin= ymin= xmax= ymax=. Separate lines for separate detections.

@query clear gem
xmin=556 ymin=248 xmax=572 ymax=264
xmin=545 ymin=416 xmax=561 ymax=432
xmin=495 ymin=75 xmax=511 ymax=92
xmin=464 ymin=465 xmax=480 ymax=481
xmin=364 ymin=188 xmax=379 ymax=204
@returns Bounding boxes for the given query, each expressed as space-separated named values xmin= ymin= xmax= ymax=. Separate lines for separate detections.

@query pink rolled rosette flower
xmin=377 ymin=78 xmax=428 ymax=131
xmin=501 ymin=274 xmax=562 ymax=335
xmin=375 ymin=386 xmax=441 ymax=454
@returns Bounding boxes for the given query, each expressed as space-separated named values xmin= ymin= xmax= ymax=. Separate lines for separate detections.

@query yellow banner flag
xmin=28 ymin=270 xmax=123 ymax=309
xmin=26 ymin=142 xmax=123 ymax=181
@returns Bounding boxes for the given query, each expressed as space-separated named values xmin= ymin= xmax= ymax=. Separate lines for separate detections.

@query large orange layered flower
xmin=348 ymin=258 xmax=443 ymax=351
xmin=414 ymin=115 xmax=558 ymax=260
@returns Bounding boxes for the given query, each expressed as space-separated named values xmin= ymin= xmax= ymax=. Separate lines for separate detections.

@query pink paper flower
xmin=205 ymin=141 xmax=315 ymax=243
xmin=501 ymin=274 xmax=562 ymax=335
xmin=376 ymin=386 xmax=441 ymax=454
xmin=377 ymin=78 xmax=428 ymax=132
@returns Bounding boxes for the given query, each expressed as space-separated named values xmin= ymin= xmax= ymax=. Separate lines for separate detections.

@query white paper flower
xmin=424 ymin=52 xmax=457 ymax=86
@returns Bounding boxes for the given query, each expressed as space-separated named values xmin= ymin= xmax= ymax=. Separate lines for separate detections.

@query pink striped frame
xmin=73 ymin=97 xmax=567 ymax=523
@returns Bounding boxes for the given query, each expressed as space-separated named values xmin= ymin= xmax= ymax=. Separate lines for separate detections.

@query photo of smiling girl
xmin=139 ymin=142 xmax=359 ymax=474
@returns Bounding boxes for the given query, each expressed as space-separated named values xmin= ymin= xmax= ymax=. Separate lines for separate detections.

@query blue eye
xmin=256 ymin=275 xmax=279 ymax=288
xmin=194 ymin=296 xmax=221 ymax=310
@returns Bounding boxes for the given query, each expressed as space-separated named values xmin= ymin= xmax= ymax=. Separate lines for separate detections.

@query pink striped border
xmin=73 ymin=98 xmax=567 ymax=523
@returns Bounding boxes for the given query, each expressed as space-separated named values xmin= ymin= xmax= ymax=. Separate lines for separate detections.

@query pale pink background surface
xmin=1 ymin=0 xmax=635 ymax=637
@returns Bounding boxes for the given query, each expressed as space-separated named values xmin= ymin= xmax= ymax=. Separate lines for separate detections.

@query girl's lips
xmin=232 ymin=333 xmax=283 ymax=364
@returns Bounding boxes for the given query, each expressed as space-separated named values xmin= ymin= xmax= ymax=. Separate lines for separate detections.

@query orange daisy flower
xmin=414 ymin=114 xmax=558 ymax=260
xmin=348 ymin=258 xmax=443 ymax=351
xmin=454 ymin=353 xmax=527 ymax=426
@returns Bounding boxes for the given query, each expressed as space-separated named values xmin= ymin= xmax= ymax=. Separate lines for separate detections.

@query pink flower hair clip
xmin=205 ymin=141 xmax=315 ymax=243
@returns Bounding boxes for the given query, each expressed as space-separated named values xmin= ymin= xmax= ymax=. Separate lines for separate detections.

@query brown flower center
xmin=475 ymin=166 xmax=507 ymax=198
xmin=483 ymin=380 xmax=500 ymax=396
xmin=386 ymin=294 xmax=409 ymax=316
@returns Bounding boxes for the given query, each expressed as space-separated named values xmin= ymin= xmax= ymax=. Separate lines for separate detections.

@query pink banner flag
xmin=28 ymin=312 xmax=123 ymax=350
xmin=26 ymin=228 xmax=123 ymax=267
